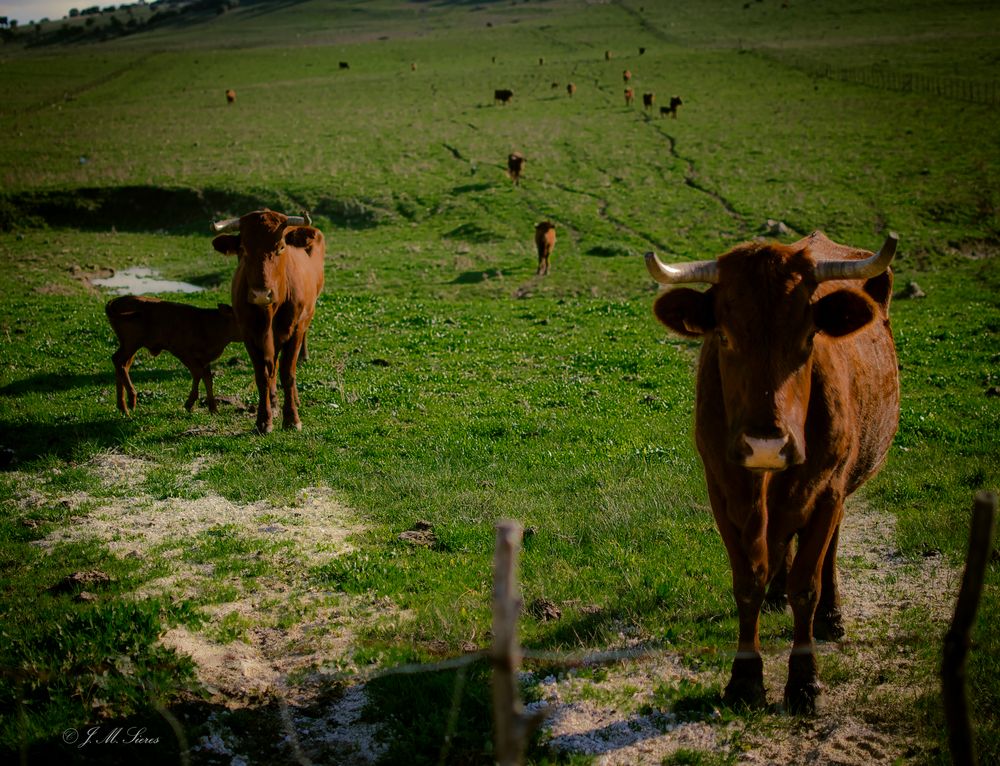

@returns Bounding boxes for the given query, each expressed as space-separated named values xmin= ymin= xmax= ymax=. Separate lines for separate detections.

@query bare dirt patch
xmin=517 ymin=499 xmax=952 ymax=765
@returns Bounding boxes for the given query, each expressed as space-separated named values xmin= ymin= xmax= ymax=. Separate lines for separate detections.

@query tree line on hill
xmin=0 ymin=0 xmax=240 ymax=47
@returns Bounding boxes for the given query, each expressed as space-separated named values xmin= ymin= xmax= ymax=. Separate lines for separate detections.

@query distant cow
xmin=605 ymin=50 xmax=612 ymax=61
xmin=645 ymin=231 xmax=900 ymax=714
xmin=566 ymin=82 xmax=576 ymax=97
xmin=660 ymin=96 xmax=683 ymax=118
xmin=212 ymin=209 xmax=325 ymax=434
xmin=623 ymin=69 xmax=632 ymax=83
xmin=624 ymin=87 xmax=634 ymax=106
xmin=642 ymin=92 xmax=654 ymax=109
xmin=339 ymin=61 xmax=350 ymax=70
xmin=494 ymin=88 xmax=514 ymax=105
xmin=105 ymin=295 xmax=242 ymax=415
xmin=225 ymin=89 xmax=236 ymax=104
xmin=507 ymin=152 xmax=525 ymax=185
xmin=534 ymin=222 xmax=556 ymax=276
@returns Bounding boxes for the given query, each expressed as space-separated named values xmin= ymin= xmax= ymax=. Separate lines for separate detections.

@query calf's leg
xmin=112 ymin=346 xmax=137 ymax=413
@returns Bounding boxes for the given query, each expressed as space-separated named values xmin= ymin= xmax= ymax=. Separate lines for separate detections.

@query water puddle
xmin=92 ymin=267 xmax=204 ymax=295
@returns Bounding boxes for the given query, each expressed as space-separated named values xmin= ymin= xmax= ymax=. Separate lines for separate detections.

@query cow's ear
xmin=283 ymin=227 xmax=315 ymax=249
xmin=813 ymin=289 xmax=875 ymax=337
xmin=212 ymin=234 xmax=240 ymax=255
xmin=653 ymin=288 xmax=715 ymax=337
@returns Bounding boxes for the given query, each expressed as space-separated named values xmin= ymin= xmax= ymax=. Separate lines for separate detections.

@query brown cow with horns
xmin=646 ymin=230 xmax=900 ymax=713
xmin=212 ymin=209 xmax=325 ymax=434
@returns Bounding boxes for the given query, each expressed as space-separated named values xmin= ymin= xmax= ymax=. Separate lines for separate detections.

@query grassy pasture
xmin=1 ymin=0 xmax=999 ymax=763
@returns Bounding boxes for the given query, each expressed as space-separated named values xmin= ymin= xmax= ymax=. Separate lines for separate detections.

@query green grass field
xmin=1 ymin=1 xmax=999 ymax=763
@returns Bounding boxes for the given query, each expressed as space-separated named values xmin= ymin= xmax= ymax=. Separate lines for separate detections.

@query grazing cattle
xmin=624 ymin=87 xmax=635 ymax=106
xmin=605 ymin=50 xmax=612 ymax=60
xmin=659 ymin=95 xmax=683 ymax=118
xmin=623 ymin=69 xmax=632 ymax=83
xmin=339 ymin=61 xmax=350 ymax=70
xmin=566 ymin=82 xmax=576 ymax=97
xmin=494 ymin=88 xmax=514 ymax=105
xmin=642 ymin=92 xmax=654 ymax=109
xmin=534 ymin=221 xmax=556 ymax=276
xmin=645 ymin=231 xmax=900 ymax=713
xmin=639 ymin=46 xmax=646 ymax=55
xmin=105 ymin=295 xmax=242 ymax=415
xmin=225 ymin=89 xmax=236 ymax=104
xmin=212 ymin=209 xmax=325 ymax=434
xmin=507 ymin=152 xmax=525 ymax=185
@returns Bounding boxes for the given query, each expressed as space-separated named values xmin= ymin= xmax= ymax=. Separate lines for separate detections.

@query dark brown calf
xmin=534 ymin=222 xmax=556 ymax=276
xmin=566 ymin=82 xmax=576 ymax=97
xmin=660 ymin=96 xmax=683 ymax=118
xmin=507 ymin=152 xmax=525 ymax=185
xmin=105 ymin=295 xmax=242 ymax=414
xmin=642 ymin=92 xmax=654 ymax=109
xmin=494 ymin=88 xmax=514 ymax=105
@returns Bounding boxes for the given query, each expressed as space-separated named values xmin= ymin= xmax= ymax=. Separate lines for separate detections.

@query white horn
xmin=211 ymin=216 xmax=241 ymax=233
xmin=644 ymin=251 xmax=719 ymax=285
xmin=814 ymin=232 xmax=898 ymax=282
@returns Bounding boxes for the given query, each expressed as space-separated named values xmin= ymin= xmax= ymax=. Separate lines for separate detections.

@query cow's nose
xmin=733 ymin=429 xmax=791 ymax=471
xmin=249 ymin=289 xmax=273 ymax=306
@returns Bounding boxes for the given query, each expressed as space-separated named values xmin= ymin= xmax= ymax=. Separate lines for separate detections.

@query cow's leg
xmin=764 ymin=538 xmax=793 ymax=612
xmin=711 ymin=483 xmax=768 ymax=708
xmin=278 ymin=338 xmax=303 ymax=430
xmin=184 ymin=366 xmax=201 ymax=412
xmin=203 ymin=366 xmax=219 ymax=414
xmin=814 ymin=524 xmax=845 ymax=640
xmin=112 ymin=346 xmax=137 ymax=413
xmin=246 ymin=342 xmax=275 ymax=433
xmin=784 ymin=493 xmax=842 ymax=714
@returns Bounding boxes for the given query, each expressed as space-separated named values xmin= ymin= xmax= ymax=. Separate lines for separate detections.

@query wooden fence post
xmin=942 ymin=491 xmax=998 ymax=766
xmin=491 ymin=519 xmax=545 ymax=766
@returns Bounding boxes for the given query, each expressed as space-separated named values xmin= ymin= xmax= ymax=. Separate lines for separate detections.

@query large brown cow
xmin=212 ymin=209 xmax=325 ymax=434
xmin=646 ymin=231 xmax=900 ymax=713
xmin=106 ymin=295 xmax=242 ymax=414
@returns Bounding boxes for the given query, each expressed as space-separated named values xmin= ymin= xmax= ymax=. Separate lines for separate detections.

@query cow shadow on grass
xmin=449 ymin=268 xmax=507 ymax=285
xmin=0 ymin=371 xmax=175 ymax=398
xmin=0 ymin=418 xmax=137 ymax=467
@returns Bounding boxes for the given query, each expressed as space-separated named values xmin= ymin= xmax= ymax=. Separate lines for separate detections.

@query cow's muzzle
xmin=249 ymin=288 xmax=274 ymax=306
xmin=731 ymin=430 xmax=803 ymax=471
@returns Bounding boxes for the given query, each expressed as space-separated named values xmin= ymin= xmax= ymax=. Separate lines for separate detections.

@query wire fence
xmin=6 ymin=497 xmax=996 ymax=765
xmin=749 ymin=49 xmax=1000 ymax=108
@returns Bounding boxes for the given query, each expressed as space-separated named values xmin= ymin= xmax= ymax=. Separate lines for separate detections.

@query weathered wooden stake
xmin=942 ymin=491 xmax=998 ymax=766
xmin=491 ymin=519 xmax=545 ymax=766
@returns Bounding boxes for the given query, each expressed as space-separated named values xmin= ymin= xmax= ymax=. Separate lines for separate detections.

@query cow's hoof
xmin=814 ymin=610 xmax=845 ymax=641
xmin=255 ymin=421 xmax=273 ymax=435
xmin=724 ymin=676 xmax=767 ymax=709
xmin=783 ymin=679 xmax=821 ymax=715
xmin=283 ymin=420 xmax=302 ymax=431
xmin=724 ymin=656 xmax=766 ymax=709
